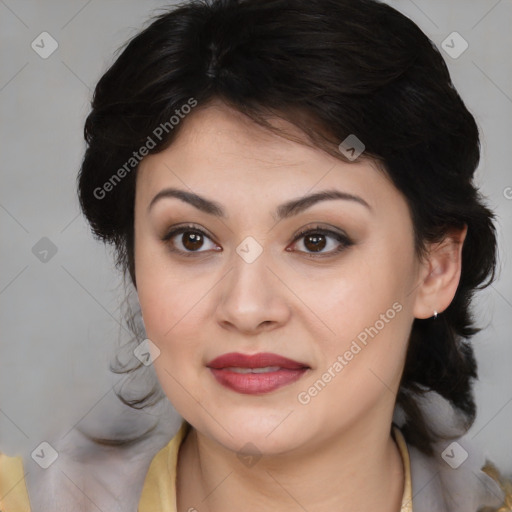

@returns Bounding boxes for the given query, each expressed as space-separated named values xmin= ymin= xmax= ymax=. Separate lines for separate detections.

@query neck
xmin=176 ymin=416 xmax=405 ymax=512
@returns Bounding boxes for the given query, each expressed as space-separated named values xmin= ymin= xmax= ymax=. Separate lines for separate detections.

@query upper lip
xmin=207 ymin=352 xmax=309 ymax=370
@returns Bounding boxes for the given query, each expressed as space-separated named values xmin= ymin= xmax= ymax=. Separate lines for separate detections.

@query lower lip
xmin=208 ymin=368 xmax=308 ymax=394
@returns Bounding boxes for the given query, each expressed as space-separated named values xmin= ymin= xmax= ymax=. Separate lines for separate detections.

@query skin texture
xmin=133 ymin=101 xmax=466 ymax=512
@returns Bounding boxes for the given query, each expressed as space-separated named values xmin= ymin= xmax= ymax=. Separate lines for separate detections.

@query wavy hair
xmin=77 ymin=0 xmax=498 ymax=456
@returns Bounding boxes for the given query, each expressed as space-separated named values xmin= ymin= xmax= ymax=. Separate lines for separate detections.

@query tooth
xmin=228 ymin=367 xmax=253 ymax=374
xmin=250 ymin=366 xmax=281 ymax=373
xmin=228 ymin=366 xmax=281 ymax=374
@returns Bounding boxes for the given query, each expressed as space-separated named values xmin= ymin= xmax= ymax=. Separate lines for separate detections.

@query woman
xmin=1 ymin=0 xmax=510 ymax=510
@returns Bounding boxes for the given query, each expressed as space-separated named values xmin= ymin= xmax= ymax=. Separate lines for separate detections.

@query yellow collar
xmin=393 ymin=426 xmax=413 ymax=511
xmin=139 ymin=421 xmax=413 ymax=511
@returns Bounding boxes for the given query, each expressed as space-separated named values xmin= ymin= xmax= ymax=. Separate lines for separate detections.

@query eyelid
xmin=161 ymin=223 xmax=214 ymax=242
xmin=290 ymin=223 xmax=350 ymax=242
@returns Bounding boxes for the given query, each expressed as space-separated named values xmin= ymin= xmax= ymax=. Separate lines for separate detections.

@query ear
xmin=413 ymin=225 xmax=468 ymax=319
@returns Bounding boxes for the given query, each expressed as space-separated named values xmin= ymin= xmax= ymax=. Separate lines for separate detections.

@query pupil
xmin=305 ymin=234 xmax=326 ymax=252
xmin=183 ymin=232 xmax=203 ymax=251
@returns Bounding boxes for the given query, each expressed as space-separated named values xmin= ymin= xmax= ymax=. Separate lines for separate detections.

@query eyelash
xmin=161 ymin=224 xmax=353 ymax=258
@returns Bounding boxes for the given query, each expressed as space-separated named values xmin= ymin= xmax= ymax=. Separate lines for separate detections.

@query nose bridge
xmin=228 ymin=228 xmax=273 ymax=287
xmin=227 ymin=238 xmax=274 ymax=305
xmin=215 ymin=237 xmax=290 ymax=331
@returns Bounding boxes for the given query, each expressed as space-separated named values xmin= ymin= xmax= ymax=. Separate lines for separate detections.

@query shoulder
xmin=480 ymin=461 xmax=512 ymax=512
xmin=401 ymin=432 xmax=510 ymax=512
xmin=0 ymin=451 xmax=30 ymax=511
xmin=27 ymin=424 xmax=175 ymax=512
xmin=138 ymin=419 xmax=192 ymax=510
xmin=393 ymin=391 xmax=511 ymax=512
xmin=0 ymin=418 xmax=179 ymax=512
xmin=0 ymin=450 xmax=24 ymax=471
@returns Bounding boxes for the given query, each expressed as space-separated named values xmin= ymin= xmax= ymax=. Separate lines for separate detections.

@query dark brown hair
xmin=77 ymin=0 xmax=498 ymax=456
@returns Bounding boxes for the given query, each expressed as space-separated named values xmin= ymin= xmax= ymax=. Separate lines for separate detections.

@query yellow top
xmin=0 ymin=453 xmax=30 ymax=512
xmin=394 ymin=426 xmax=413 ymax=512
xmin=0 ymin=422 xmax=412 ymax=511
xmin=139 ymin=423 xmax=413 ymax=510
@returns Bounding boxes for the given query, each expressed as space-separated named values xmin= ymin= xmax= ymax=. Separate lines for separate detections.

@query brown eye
xmin=161 ymin=224 xmax=221 ymax=256
xmin=181 ymin=231 xmax=204 ymax=251
xmin=303 ymin=233 xmax=327 ymax=253
xmin=290 ymin=226 xmax=353 ymax=257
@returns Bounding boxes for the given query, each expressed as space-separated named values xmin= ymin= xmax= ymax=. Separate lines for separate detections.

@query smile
xmin=206 ymin=352 xmax=310 ymax=394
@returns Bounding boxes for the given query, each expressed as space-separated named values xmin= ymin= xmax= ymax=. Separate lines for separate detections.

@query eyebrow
xmin=147 ymin=187 xmax=372 ymax=220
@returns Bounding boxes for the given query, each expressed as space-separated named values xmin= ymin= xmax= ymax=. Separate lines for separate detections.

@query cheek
xmin=305 ymin=246 xmax=413 ymax=340
xmin=300 ymin=241 xmax=416 ymax=393
xmin=296 ymin=272 xmax=413 ymax=427
xmin=137 ymin=269 xmax=206 ymax=347
xmin=134 ymin=227 xmax=196 ymax=336
xmin=134 ymin=243 xmax=219 ymax=388
xmin=136 ymin=264 xmax=208 ymax=408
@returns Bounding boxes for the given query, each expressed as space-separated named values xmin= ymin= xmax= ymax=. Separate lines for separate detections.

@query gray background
xmin=1 ymin=0 xmax=511 ymax=473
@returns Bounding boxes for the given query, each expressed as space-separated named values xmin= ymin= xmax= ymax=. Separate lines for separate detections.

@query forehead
xmin=135 ymin=103 xmax=402 ymax=215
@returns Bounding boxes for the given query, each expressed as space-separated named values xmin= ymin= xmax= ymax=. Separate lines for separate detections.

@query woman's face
xmin=134 ymin=102 xmax=424 ymax=455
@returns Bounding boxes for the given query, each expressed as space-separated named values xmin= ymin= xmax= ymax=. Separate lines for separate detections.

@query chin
xmin=203 ymin=409 xmax=309 ymax=454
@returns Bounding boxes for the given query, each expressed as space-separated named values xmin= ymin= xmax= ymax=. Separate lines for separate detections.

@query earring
xmin=433 ymin=310 xmax=438 ymax=319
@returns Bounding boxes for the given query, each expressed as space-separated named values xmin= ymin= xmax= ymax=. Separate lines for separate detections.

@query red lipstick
xmin=207 ymin=352 xmax=309 ymax=394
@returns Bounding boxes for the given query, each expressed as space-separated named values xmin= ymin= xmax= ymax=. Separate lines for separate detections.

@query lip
xmin=207 ymin=352 xmax=309 ymax=369
xmin=207 ymin=352 xmax=310 ymax=395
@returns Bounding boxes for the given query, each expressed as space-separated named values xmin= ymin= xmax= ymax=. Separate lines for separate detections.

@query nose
xmin=215 ymin=248 xmax=292 ymax=335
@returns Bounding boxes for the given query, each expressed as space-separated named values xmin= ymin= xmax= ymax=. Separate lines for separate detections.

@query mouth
xmin=207 ymin=352 xmax=310 ymax=395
